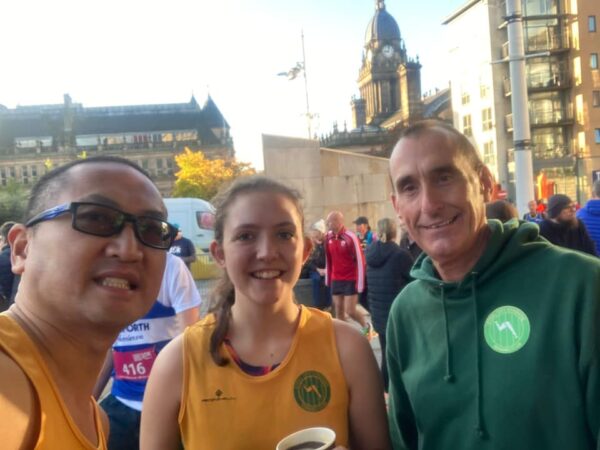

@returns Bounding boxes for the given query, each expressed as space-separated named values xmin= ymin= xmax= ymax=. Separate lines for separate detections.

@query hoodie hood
xmin=410 ymin=219 xmax=543 ymax=288
xmin=366 ymin=240 xmax=398 ymax=268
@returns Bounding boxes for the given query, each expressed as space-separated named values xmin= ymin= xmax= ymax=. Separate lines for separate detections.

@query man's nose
xmin=421 ymin=184 xmax=443 ymax=214
xmin=106 ymin=223 xmax=144 ymax=261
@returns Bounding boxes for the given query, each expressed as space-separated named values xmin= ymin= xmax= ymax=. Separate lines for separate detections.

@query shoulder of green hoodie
xmin=386 ymin=219 xmax=600 ymax=449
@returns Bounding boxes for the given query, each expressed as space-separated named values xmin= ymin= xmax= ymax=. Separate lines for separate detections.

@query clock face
xmin=382 ymin=45 xmax=394 ymax=58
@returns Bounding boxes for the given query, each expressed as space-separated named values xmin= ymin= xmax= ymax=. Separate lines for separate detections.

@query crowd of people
xmin=0 ymin=120 xmax=599 ymax=450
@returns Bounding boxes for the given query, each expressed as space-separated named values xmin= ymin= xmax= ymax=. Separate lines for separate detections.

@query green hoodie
xmin=387 ymin=220 xmax=600 ymax=450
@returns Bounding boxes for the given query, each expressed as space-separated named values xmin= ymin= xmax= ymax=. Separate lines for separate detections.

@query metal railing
xmin=533 ymin=145 xmax=570 ymax=159
xmin=525 ymin=26 xmax=570 ymax=52
xmin=530 ymin=105 xmax=573 ymax=124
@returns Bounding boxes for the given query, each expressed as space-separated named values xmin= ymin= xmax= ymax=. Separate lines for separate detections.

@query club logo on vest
xmin=201 ymin=388 xmax=236 ymax=403
xmin=293 ymin=370 xmax=331 ymax=412
xmin=484 ymin=306 xmax=531 ymax=354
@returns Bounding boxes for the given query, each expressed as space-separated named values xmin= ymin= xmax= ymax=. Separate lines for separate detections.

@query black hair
xmin=25 ymin=156 xmax=153 ymax=222
xmin=208 ymin=175 xmax=304 ymax=366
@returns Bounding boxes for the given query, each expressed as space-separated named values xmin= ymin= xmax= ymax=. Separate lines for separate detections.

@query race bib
xmin=113 ymin=347 xmax=157 ymax=381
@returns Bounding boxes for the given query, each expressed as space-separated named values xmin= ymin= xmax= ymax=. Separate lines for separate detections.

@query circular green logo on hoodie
xmin=484 ymin=306 xmax=530 ymax=354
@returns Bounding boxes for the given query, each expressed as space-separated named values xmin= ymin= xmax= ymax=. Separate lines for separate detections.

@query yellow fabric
xmin=179 ymin=306 xmax=349 ymax=450
xmin=0 ymin=314 xmax=107 ymax=450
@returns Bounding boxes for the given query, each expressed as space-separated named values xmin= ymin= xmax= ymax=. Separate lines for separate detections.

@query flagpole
xmin=301 ymin=29 xmax=312 ymax=139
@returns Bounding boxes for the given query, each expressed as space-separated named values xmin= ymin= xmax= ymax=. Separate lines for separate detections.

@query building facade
xmin=445 ymin=0 xmax=600 ymax=202
xmin=322 ymin=0 xmax=451 ymax=157
xmin=0 ymin=94 xmax=234 ymax=196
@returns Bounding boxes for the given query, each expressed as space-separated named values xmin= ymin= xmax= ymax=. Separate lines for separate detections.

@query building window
xmin=463 ymin=115 xmax=472 ymax=136
xmin=461 ymin=92 xmax=470 ymax=105
xmin=480 ymin=85 xmax=490 ymax=99
xmin=593 ymin=91 xmax=600 ymax=108
xmin=590 ymin=16 xmax=597 ymax=32
xmin=482 ymin=108 xmax=493 ymax=131
xmin=591 ymin=53 xmax=599 ymax=69
xmin=595 ymin=129 xmax=600 ymax=144
xmin=483 ymin=141 xmax=495 ymax=166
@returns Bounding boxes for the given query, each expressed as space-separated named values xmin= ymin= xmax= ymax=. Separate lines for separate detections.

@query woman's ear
xmin=302 ymin=236 xmax=313 ymax=264
xmin=209 ymin=240 xmax=226 ymax=269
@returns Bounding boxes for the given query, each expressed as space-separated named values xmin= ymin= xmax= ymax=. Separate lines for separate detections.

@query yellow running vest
xmin=179 ymin=306 xmax=349 ymax=449
xmin=0 ymin=314 xmax=107 ymax=450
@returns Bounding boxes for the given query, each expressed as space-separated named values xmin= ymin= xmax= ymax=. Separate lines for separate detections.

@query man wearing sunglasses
xmin=0 ymin=156 xmax=175 ymax=449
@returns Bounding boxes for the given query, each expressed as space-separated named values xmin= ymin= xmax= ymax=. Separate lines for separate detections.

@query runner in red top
xmin=325 ymin=211 xmax=370 ymax=335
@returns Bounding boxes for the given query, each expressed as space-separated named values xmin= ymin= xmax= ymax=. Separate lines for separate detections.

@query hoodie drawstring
xmin=440 ymin=284 xmax=454 ymax=383
xmin=471 ymin=274 xmax=487 ymax=440
xmin=440 ymin=276 xmax=487 ymax=440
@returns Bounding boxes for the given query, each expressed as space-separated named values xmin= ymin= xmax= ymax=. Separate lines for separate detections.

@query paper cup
xmin=275 ymin=427 xmax=336 ymax=450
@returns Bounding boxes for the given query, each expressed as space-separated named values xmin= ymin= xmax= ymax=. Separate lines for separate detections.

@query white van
xmin=164 ymin=198 xmax=216 ymax=252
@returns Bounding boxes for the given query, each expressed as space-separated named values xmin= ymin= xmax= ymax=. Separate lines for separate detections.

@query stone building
xmin=444 ymin=0 xmax=600 ymax=202
xmin=263 ymin=134 xmax=395 ymax=227
xmin=0 ymin=94 xmax=234 ymax=196
xmin=322 ymin=0 xmax=452 ymax=157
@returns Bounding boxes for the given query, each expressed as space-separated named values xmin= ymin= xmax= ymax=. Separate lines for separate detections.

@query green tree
xmin=173 ymin=148 xmax=255 ymax=200
xmin=0 ymin=180 xmax=29 ymax=224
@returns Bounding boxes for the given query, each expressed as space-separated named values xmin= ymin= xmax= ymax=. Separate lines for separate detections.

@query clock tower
xmin=353 ymin=0 xmax=422 ymax=128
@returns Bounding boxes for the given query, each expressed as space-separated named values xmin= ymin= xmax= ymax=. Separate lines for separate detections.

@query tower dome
xmin=364 ymin=0 xmax=401 ymax=45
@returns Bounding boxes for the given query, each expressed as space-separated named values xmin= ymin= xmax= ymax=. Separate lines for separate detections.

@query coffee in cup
xmin=276 ymin=427 xmax=336 ymax=450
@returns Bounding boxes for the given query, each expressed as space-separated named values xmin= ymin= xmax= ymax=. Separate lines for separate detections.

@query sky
xmin=0 ymin=0 xmax=467 ymax=170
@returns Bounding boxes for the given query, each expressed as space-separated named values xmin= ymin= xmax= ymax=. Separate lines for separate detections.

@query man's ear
xmin=209 ymin=240 xmax=226 ymax=269
xmin=302 ymin=236 xmax=313 ymax=264
xmin=479 ymin=165 xmax=495 ymax=202
xmin=9 ymin=224 xmax=29 ymax=275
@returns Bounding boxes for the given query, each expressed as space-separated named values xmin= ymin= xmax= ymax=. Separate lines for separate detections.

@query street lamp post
xmin=301 ymin=30 xmax=312 ymax=139
xmin=277 ymin=31 xmax=316 ymax=140
xmin=506 ymin=0 xmax=535 ymax=215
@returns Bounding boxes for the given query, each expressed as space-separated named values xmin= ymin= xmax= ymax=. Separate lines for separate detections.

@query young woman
xmin=140 ymin=176 xmax=390 ymax=450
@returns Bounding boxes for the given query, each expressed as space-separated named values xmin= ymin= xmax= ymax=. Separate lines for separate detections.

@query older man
xmin=0 ymin=156 xmax=175 ymax=448
xmin=387 ymin=120 xmax=600 ymax=450
xmin=324 ymin=211 xmax=371 ymax=335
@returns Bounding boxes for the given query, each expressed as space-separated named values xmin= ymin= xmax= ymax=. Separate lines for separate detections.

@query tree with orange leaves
xmin=173 ymin=148 xmax=255 ymax=199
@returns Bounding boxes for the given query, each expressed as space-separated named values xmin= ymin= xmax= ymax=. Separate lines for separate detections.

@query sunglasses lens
xmin=136 ymin=217 xmax=174 ymax=249
xmin=74 ymin=204 xmax=122 ymax=236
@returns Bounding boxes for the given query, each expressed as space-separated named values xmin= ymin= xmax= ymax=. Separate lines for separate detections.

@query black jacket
xmin=300 ymin=242 xmax=326 ymax=278
xmin=366 ymin=241 xmax=413 ymax=334
xmin=538 ymin=218 xmax=597 ymax=256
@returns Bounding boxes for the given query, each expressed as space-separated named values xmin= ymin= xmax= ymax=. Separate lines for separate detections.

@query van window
xmin=197 ymin=211 xmax=215 ymax=230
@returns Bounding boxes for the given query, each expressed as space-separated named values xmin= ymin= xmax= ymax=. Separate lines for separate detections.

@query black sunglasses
xmin=26 ymin=202 xmax=177 ymax=250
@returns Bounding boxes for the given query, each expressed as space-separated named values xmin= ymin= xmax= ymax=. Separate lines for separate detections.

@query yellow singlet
xmin=179 ymin=306 xmax=349 ymax=449
xmin=0 ymin=314 xmax=107 ymax=450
